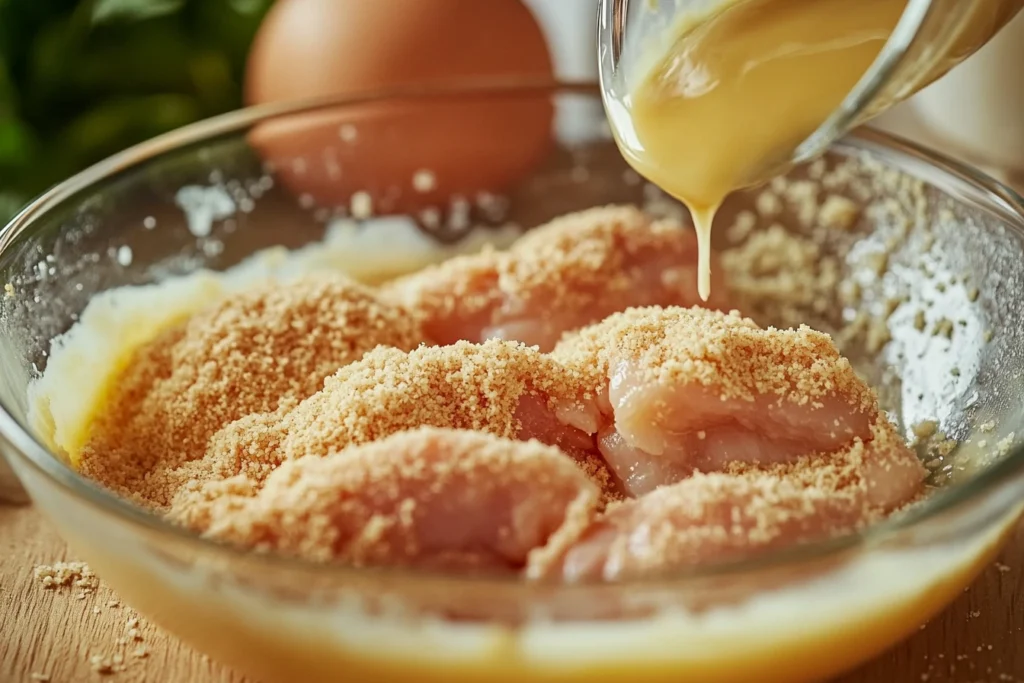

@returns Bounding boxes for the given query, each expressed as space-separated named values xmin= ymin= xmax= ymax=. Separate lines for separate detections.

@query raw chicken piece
xmin=203 ymin=339 xmax=620 ymax=501
xmin=530 ymin=416 xmax=918 ymax=581
xmin=381 ymin=205 xmax=729 ymax=351
xmin=193 ymin=428 xmax=600 ymax=571
xmin=553 ymin=307 xmax=924 ymax=503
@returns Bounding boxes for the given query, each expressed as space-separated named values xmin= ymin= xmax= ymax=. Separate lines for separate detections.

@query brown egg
xmin=245 ymin=0 xmax=556 ymax=215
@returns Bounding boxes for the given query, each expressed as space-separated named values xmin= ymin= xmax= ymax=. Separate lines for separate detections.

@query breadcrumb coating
xmin=553 ymin=306 xmax=875 ymax=411
xmin=196 ymin=339 xmax=619 ymax=505
xmin=179 ymin=427 xmax=600 ymax=572
xmin=80 ymin=275 xmax=423 ymax=508
xmin=67 ymin=207 xmax=929 ymax=580
xmin=531 ymin=416 xmax=924 ymax=581
xmin=550 ymin=306 xmax=894 ymax=496
xmin=382 ymin=205 xmax=728 ymax=350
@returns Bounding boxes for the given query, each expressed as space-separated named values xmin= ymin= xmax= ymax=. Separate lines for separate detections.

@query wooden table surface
xmin=0 ymin=500 xmax=1022 ymax=683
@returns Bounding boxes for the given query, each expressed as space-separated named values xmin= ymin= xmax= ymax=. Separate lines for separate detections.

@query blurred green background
xmin=0 ymin=0 xmax=276 ymax=223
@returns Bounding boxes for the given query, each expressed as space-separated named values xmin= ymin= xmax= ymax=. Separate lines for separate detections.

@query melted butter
xmin=618 ymin=0 xmax=1023 ymax=301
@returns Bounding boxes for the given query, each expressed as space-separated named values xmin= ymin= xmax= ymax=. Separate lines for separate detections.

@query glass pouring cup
xmin=598 ymin=0 xmax=1024 ymax=191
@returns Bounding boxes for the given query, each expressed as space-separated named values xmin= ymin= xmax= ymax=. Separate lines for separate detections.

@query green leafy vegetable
xmin=91 ymin=0 xmax=185 ymax=25
xmin=0 ymin=0 xmax=275 ymax=223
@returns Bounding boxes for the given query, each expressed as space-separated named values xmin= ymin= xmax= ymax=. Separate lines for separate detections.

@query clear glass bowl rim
xmin=3 ymin=79 xmax=1024 ymax=587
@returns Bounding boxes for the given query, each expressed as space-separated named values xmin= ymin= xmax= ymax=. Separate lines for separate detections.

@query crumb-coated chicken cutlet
xmin=382 ymin=205 xmax=728 ymax=351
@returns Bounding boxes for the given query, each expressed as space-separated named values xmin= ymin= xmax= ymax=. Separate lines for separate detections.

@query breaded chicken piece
xmin=81 ymin=274 xmax=424 ymax=508
xmin=185 ymin=427 xmax=600 ymax=573
xmin=552 ymin=306 xmax=924 ymax=503
xmin=530 ymin=416 xmax=921 ymax=581
xmin=202 ymin=339 xmax=621 ymax=502
xmin=382 ymin=205 xmax=728 ymax=351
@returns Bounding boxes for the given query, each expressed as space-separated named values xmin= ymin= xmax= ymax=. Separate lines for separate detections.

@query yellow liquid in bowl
xmin=41 ymin=501 xmax=1014 ymax=683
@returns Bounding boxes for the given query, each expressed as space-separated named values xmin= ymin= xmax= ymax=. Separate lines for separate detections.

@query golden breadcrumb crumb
xmin=33 ymin=561 xmax=99 ymax=592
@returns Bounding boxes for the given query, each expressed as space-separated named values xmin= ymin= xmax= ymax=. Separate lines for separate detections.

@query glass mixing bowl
xmin=1 ymin=83 xmax=1024 ymax=683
